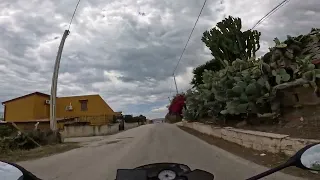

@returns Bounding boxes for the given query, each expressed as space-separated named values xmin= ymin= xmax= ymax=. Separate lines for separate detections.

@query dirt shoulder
xmin=178 ymin=126 xmax=319 ymax=180
xmin=232 ymin=106 xmax=320 ymax=139
xmin=0 ymin=143 xmax=80 ymax=162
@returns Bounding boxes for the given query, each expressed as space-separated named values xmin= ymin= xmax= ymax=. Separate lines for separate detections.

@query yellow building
xmin=2 ymin=92 xmax=117 ymax=130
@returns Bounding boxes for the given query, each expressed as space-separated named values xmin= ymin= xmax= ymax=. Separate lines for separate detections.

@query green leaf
xmin=303 ymin=71 xmax=314 ymax=81
xmin=303 ymin=54 xmax=313 ymax=61
xmin=285 ymin=50 xmax=294 ymax=59
xmin=234 ymin=77 xmax=242 ymax=81
xmin=237 ymin=81 xmax=247 ymax=89
xmin=257 ymin=77 xmax=266 ymax=86
xmin=256 ymin=97 xmax=265 ymax=104
xmin=279 ymin=68 xmax=287 ymax=74
xmin=240 ymin=93 xmax=248 ymax=102
xmin=272 ymin=70 xmax=277 ymax=76
xmin=241 ymin=69 xmax=250 ymax=77
xmin=261 ymin=63 xmax=271 ymax=73
xmin=227 ymin=89 xmax=236 ymax=97
xmin=220 ymin=110 xmax=228 ymax=115
xmin=303 ymin=83 xmax=310 ymax=88
xmin=281 ymin=73 xmax=290 ymax=82
xmin=276 ymin=75 xmax=281 ymax=84
xmin=274 ymin=37 xmax=280 ymax=45
xmin=265 ymin=81 xmax=271 ymax=90
xmin=237 ymin=103 xmax=248 ymax=113
xmin=245 ymin=83 xmax=257 ymax=95
xmin=275 ymin=43 xmax=287 ymax=48
xmin=232 ymin=86 xmax=243 ymax=94
xmin=308 ymin=64 xmax=316 ymax=70
xmin=252 ymin=69 xmax=261 ymax=77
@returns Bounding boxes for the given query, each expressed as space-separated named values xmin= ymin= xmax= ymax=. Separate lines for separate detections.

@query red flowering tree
xmin=165 ymin=94 xmax=186 ymax=123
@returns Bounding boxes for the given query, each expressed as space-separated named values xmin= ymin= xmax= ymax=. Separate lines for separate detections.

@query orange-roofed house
xmin=1 ymin=92 xmax=117 ymax=130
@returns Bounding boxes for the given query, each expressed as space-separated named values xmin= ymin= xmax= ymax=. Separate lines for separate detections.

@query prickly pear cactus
xmin=206 ymin=59 xmax=272 ymax=116
xmin=201 ymin=16 xmax=261 ymax=63
xmin=272 ymin=68 xmax=291 ymax=84
xmin=186 ymin=23 xmax=320 ymax=123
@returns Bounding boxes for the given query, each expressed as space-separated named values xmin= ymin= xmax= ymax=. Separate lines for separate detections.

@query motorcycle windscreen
xmin=184 ymin=169 xmax=214 ymax=180
xmin=116 ymin=169 xmax=148 ymax=180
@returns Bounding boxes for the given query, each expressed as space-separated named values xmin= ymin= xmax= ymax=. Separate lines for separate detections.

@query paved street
xmin=19 ymin=124 xmax=303 ymax=180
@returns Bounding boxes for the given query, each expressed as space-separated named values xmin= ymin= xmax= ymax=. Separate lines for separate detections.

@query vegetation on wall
xmin=183 ymin=16 xmax=320 ymax=124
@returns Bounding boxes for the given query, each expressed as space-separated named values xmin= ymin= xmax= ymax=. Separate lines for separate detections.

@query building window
xmin=79 ymin=100 xmax=88 ymax=111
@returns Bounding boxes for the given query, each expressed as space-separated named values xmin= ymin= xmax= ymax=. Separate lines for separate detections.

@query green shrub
xmin=0 ymin=125 xmax=16 ymax=138
xmin=185 ymin=16 xmax=320 ymax=124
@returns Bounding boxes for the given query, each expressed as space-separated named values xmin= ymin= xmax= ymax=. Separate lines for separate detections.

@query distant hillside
xmin=151 ymin=118 xmax=165 ymax=123
xmin=152 ymin=118 xmax=165 ymax=121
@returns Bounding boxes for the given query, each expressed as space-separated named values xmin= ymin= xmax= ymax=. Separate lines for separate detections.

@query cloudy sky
xmin=0 ymin=0 xmax=319 ymax=119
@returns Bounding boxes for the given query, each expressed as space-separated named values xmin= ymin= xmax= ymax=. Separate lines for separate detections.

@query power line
xmin=251 ymin=0 xmax=290 ymax=30
xmin=251 ymin=0 xmax=289 ymax=29
xmin=172 ymin=0 xmax=208 ymax=75
xmin=68 ymin=0 xmax=82 ymax=31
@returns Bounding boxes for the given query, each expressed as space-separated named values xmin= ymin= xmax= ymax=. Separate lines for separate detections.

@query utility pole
xmin=50 ymin=30 xmax=70 ymax=131
xmin=173 ymin=74 xmax=178 ymax=94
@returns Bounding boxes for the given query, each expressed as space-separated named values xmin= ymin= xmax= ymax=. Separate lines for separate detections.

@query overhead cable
xmin=172 ymin=0 xmax=208 ymax=75
xmin=251 ymin=0 xmax=290 ymax=30
xmin=68 ymin=0 xmax=82 ymax=30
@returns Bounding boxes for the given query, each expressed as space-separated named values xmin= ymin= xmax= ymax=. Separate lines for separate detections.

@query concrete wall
xmin=179 ymin=121 xmax=320 ymax=156
xmin=61 ymin=122 xmax=139 ymax=138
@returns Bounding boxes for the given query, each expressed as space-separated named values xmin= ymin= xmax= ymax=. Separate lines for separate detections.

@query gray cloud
xmin=0 ymin=0 xmax=319 ymax=118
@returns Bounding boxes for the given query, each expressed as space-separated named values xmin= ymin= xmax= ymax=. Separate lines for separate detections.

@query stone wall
xmin=61 ymin=122 xmax=139 ymax=139
xmin=178 ymin=121 xmax=320 ymax=156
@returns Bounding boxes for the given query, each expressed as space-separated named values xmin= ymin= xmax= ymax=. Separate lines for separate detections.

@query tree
xmin=138 ymin=115 xmax=147 ymax=123
xmin=123 ymin=114 xmax=146 ymax=123
xmin=191 ymin=59 xmax=223 ymax=87
xmin=191 ymin=16 xmax=261 ymax=88
xmin=201 ymin=16 xmax=260 ymax=63
xmin=123 ymin=115 xmax=133 ymax=123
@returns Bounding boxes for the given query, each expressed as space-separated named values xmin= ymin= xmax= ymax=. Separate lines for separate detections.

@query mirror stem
xmin=246 ymin=160 xmax=295 ymax=180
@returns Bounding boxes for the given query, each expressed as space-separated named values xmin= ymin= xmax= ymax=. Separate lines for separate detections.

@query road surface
xmin=19 ymin=124 xmax=303 ymax=180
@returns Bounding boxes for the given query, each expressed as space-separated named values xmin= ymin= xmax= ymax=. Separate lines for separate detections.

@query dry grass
xmin=0 ymin=143 xmax=80 ymax=162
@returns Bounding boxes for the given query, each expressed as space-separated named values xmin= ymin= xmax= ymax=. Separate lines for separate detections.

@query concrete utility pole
xmin=50 ymin=30 xmax=70 ymax=131
xmin=173 ymin=74 xmax=179 ymax=94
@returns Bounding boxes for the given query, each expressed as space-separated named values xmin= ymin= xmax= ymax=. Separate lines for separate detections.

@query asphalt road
xmin=19 ymin=124 xmax=303 ymax=180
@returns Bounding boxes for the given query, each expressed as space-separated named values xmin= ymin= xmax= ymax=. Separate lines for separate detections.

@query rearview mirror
xmin=247 ymin=143 xmax=320 ymax=180
xmin=0 ymin=161 xmax=24 ymax=180
xmin=300 ymin=144 xmax=320 ymax=170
